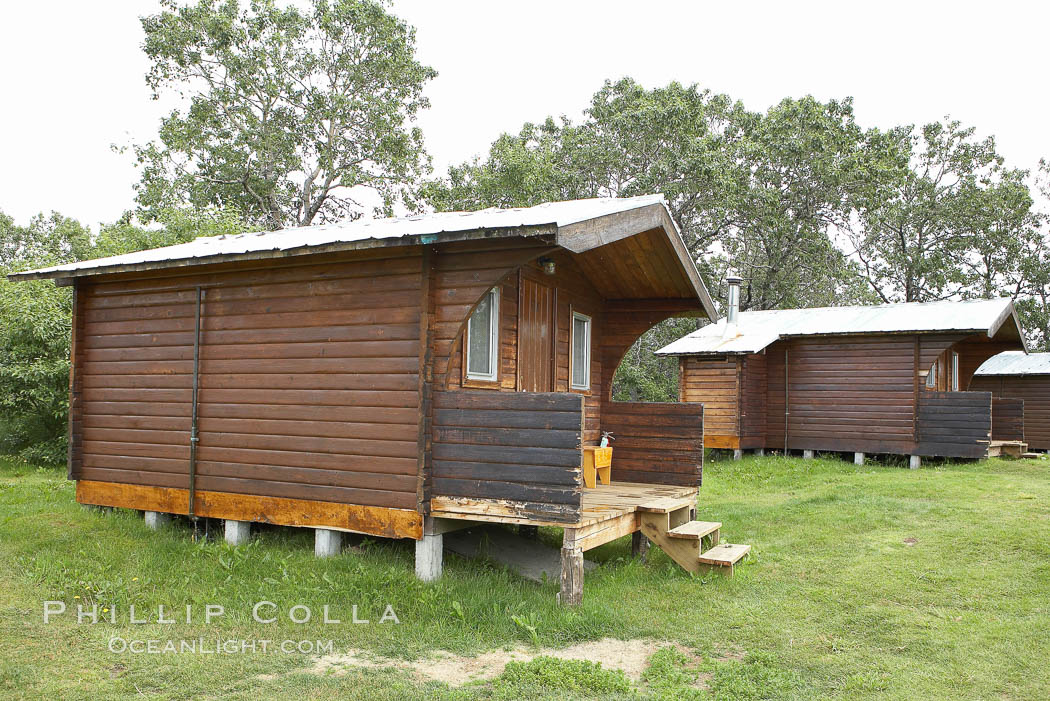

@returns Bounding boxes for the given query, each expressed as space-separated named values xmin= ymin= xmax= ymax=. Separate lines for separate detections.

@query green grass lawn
xmin=1 ymin=453 xmax=1049 ymax=700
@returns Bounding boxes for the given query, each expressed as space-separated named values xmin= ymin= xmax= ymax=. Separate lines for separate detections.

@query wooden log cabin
xmin=10 ymin=195 xmax=750 ymax=604
xmin=969 ymin=351 xmax=1050 ymax=452
xmin=657 ymin=278 xmax=1027 ymax=463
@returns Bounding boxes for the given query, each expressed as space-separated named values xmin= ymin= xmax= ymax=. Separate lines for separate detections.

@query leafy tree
xmin=1016 ymin=161 xmax=1050 ymax=351
xmin=93 ymin=207 xmax=247 ymax=258
xmin=1 ymin=211 xmax=94 ymax=270
xmin=422 ymin=80 xmax=886 ymax=399
xmin=0 ymin=212 xmax=92 ymax=464
xmin=709 ymin=96 xmax=885 ymax=312
xmin=0 ymin=207 xmax=248 ymax=463
xmin=134 ymin=0 xmax=436 ymax=229
xmin=846 ymin=120 xmax=1039 ymax=303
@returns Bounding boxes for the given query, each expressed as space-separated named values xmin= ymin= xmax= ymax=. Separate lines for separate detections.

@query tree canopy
xmin=134 ymin=0 xmax=436 ymax=229
xmin=0 ymin=207 xmax=247 ymax=464
xmin=422 ymin=78 xmax=1050 ymax=398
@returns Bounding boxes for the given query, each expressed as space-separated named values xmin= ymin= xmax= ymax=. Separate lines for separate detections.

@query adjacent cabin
xmin=657 ymin=278 xmax=1027 ymax=463
xmin=10 ymin=195 xmax=749 ymax=604
xmin=970 ymin=351 xmax=1050 ymax=452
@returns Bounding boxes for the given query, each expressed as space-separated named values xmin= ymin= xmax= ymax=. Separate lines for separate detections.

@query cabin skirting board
xmin=76 ymin=480 xmax=423 ymax=540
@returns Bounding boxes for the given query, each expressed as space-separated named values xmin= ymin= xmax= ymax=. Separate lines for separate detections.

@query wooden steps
xmin=667 ymin=521 xmax=721 ymax=540
xmin=639 ymin=503 xmax=750 ymax=575
xmin=699 ymin=543 xmax=752 ymax=570
xmin=989 ymin=440 xmax=1028 ymax=458
xmin=637 ymin=497 xmax=694 ymax=514
xmin=1022 ymin=452 xmax=1042 ymax=459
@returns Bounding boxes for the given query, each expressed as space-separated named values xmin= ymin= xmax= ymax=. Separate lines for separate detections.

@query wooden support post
xmin=909 ymin=455 xmax=921 ymax=470
xmin=803 ymin=449 xmax=815 ymax=459
xmin=224 ymin=520 xmax=250 ymax=545
xmin=854 ymin=452 xmax=865 ymax=466
xmin=560 ymin=529 xmax=584 ymax=606
xmin=631 ymin=531 xmax=650 ymax=561
xmin=314 ymin=529 xmax=342 ymax=558
xmin=144 ymin=511 xmax=170 ymax=530
xmin=415 ymin=527 xmax=443 ymax=582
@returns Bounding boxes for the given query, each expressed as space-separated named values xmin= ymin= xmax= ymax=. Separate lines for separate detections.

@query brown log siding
xmin=679 ymin=356 xmax=738 ymax=445
xmin=915 ymin=390 xmax=992 ymax=458
xmin=600 ymin=402 xmax=704 ymax=486
xmin=78 ymin=253 xmax=424 ymax=510
xmin=970 ymin=375 xmax=1050 ymax=450
xmin=431 ymin=390 xmax=584 ymax=522
xmin=678 ymin=332 xmax=1015 ymax=456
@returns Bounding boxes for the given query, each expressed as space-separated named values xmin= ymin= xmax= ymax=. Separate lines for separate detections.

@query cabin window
xmin=570 ymin=312 xmax=591 ymax=390
xmin=466 ymin=287 xmax=499 ymax=382
xmin=950 ymin=351 xmax=960 ymax=391
xmin=926 ymin=359 xmax=938 ymax=389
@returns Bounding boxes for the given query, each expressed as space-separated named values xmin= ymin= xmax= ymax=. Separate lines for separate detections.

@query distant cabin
xmin=10 ymin=195 xmax=753 ymax=603
xmin=657 ymin=286 xmax=1027 ymax=460
xmin=970 ymin=351 xmax=1050 ymax=451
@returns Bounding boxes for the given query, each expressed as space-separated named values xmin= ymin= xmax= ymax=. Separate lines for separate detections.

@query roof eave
xmin=986 ymin=302 xmax=1029 ymax=353
xmin=556 ymin=202 xmax=716 ymax=318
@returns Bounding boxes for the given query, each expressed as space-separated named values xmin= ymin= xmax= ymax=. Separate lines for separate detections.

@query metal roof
xmin=13 ymin=196 xmax=664 ymax=278
xmin=657 ymin=298 xmax=1025 ymax=356
xmin=974 ymin=351 xmax=1050 ymax=376
xmin=9 ymin=195 xmax=715 ymax=316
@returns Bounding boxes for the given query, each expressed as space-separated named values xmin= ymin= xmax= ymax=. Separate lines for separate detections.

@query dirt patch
xmin=307 ymin=638 xmax=678 ymax=686
xmin=711 ymin=642 xmax=746 ymax=662
xmin=903 ymin=537 xmax=918 ymax=546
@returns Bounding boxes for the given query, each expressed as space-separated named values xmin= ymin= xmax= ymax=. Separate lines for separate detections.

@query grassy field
xmin=1 ymin=452 xmax=1049 ymax=700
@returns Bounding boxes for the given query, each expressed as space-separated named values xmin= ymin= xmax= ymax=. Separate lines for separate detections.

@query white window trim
xmin=951 ymin=351 xmax=960 ymax=391
xmin=926 ymin=359 xmax=938 ymax=389
xmin=570 ymin=311 xmax=591 ymax=390
xmin=465 ymin=287 xmax=500 ymax=382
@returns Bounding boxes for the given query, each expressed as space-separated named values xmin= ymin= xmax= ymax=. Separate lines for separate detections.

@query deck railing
xmin=431 ymin=391 xmax=584 ymax=523
xmin=991 ymin=398 xmax=1025 ymax=442
xmin=916 ymin=391 xmax=992 ymax=458
xmin=600 ymin=402 xmax=704 ymax=486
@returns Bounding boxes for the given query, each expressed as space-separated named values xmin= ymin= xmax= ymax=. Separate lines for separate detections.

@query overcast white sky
xmin=1 ymin=0 xmax=1046 ymax=229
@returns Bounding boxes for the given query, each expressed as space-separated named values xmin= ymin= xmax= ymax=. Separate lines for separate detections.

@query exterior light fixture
xmin=540 ymin=257 xmax=556 ymax=275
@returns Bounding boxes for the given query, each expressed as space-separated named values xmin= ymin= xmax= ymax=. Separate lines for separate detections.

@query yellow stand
xmin=583 ymin=446 xmax=613 ymax=488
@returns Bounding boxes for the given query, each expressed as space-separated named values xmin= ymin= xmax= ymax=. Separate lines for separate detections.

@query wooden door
xmin=518 ymin=277 xmax=555 ymax=392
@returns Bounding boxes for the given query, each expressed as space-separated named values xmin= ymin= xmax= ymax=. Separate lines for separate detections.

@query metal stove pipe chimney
xmin=724 ymin=275 xmax=742 ymax=338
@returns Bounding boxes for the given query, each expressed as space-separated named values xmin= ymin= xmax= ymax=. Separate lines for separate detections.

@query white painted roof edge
xmin=974 ymin=351 xmax=1050 ymax=376
xmin=656 ymin=298 xmax=1025 ymax=356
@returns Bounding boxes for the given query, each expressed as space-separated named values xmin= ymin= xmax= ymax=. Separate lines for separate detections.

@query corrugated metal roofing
xmin=657 ymin=298 xmax=1021 ymax=356
xmin=974 ymin=351 xmax=1050 ymax=376
xmin=9 ymin=195 xmax=669 ymax=280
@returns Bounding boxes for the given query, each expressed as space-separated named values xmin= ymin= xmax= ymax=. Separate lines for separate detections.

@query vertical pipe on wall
xmin=188 ymin=286 xmax=203 ymax=519
xmin=783 ymin=348 xmax=789 ymax=454
xmin=913 ymin=335 xmax=920 ymax=449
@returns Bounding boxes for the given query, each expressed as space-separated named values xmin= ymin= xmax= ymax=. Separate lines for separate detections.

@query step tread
xmin=637 ymin=497 xmax=693 ymax=514
xmin=699 ymin=543 xmax=751 ymax=566
xmin=667 ymin=521 xmax=721 ymax=540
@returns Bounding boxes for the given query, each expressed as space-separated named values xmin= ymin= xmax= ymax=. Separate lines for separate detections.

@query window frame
xmin=465 ymin=287 xmax=500 ymax=383
xmin=926 ymin=359 xmax=938 ymax=389
xmin=950 ymin=351 xmax=960 ymax=391
xmin=569 ymin=311 xmax=592 ymax=391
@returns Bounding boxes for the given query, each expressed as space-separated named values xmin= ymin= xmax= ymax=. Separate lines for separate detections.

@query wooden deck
xmin=431 ymin=481 xmax=699 ymax=529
